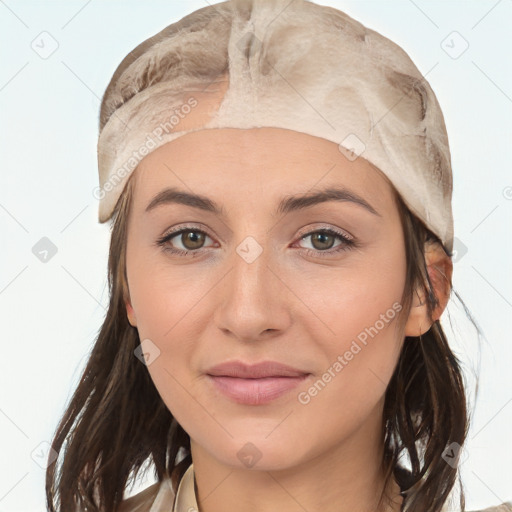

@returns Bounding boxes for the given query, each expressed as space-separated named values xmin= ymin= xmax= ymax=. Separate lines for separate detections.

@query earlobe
xmin=125 ymin=299 xmax=137 ymax=327
xmin=403 ymin=242 xmax=453 ymax=337
xmin=404 ymin=287 xmax=430 ymax=337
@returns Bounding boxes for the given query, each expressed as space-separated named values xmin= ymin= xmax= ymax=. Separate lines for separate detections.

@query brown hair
xmin=380 ymin=189 xmax=470 ymax=511
xmin=45 ymin=169 xmax=473 ymax=511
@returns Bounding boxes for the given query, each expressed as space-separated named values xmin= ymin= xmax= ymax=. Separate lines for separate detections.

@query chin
xmin=204 ymin=435 xmax=307 ymax=472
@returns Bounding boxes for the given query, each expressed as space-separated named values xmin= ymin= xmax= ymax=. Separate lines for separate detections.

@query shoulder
xmin=118 ymin=478 xmax=176 ymax=512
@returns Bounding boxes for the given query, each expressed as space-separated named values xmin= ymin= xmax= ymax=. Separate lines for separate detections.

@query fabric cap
xmin=97 ymin=0 xmax=454 ymax=253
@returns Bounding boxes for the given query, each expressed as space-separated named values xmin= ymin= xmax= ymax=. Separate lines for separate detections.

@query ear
xmin=125 ymin=293 xmax=137 ymax=327
xmin=403 ymin=241 xmax=453 ymax=337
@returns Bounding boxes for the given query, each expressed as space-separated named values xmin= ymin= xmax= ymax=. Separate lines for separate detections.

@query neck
xmin=189 ymin=412 xmax=403 ymax=512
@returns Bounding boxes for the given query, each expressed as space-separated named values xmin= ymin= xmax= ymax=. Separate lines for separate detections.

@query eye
xmin=155 ymin=225 xmax=357 ymax=258
xmin=155 ymin=225 xmax=216 ymax=256
xmin=294 ymin=228 xmax=356 ymax=257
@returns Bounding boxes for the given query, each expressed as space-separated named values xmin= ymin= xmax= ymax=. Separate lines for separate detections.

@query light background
xmin=1 ymin=1 xmax=511 ymax=511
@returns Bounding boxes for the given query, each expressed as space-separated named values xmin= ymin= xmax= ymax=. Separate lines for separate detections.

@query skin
xmin=124 ymin=126 xmax=452 ymax=512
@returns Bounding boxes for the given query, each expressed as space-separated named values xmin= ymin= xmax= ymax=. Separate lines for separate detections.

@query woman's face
xmin=124 ymin=127 xmax=410 ymax=470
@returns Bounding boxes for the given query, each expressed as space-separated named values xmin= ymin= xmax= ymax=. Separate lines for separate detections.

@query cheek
xmin=126 ymin=245 xmax=209 ymax=340
xmin=291 ymin=243 xmax=406 ymax=413
xmin=128 ymin=272 xmax=202 ymax=428
xmin=292 ymin=241 xmax=406 ymax=351
xmin=291 ymin=293 xmax=404 ymax=456
xmin=125 ymin=249 xmax=212 ymax=419
xmin=128 ymin=274 xmax=201 ymax=387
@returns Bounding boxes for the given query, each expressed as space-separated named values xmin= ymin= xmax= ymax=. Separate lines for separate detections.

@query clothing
xmin=118 ymin=463 xmax=512 ymax=512
xmin=96 ymin=0 xmax=455 ymax=254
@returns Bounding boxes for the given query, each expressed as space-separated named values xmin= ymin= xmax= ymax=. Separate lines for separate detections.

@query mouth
xmin=205 ymin=360 xmax=311 ymax=405
xmin=206 ymin=374 xmax=310 ymax=405
xmin=206 ymin=360 xmax=309 ymax=379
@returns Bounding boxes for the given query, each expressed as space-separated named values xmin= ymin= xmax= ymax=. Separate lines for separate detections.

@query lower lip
xmin=207 ymin=374 xmax=309 ymax=405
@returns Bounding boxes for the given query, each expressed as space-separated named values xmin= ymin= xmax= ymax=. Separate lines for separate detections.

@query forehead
xmin=132 ymin=127 xmax=396 ymax=216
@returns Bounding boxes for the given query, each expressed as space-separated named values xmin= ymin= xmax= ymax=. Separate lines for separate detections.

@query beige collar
xmin=173 ymin=463 xmax=198 ymax=512
xmin=147 ymin=463 xmax=197 ymax=512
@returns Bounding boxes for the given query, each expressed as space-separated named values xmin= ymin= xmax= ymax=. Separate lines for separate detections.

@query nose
xmin=213 ymin=240 xmax=292 ymax=343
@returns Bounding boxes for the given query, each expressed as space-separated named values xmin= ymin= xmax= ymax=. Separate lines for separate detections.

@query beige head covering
xmin=96 ymin=0 xmax=454 ymax=253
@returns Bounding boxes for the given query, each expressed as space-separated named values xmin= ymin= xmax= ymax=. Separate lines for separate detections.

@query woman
xmin=45 ymin=1 xmax=511 ymax=511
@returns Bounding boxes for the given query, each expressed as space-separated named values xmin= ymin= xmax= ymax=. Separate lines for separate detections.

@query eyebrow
xmin=145 ymin=186 xmax=381 ymax=217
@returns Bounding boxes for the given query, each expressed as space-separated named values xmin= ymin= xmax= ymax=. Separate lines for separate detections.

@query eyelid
xmin=296 ymin=223 xmax=354 ymax=241
xmin=159 ymin=222 xmax=215 ymax=240
xmin=159 ymin=222 xmax=353 ymax=243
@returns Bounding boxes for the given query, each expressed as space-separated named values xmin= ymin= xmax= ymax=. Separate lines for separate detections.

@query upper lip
xmin=206 ymin=360 xmax=310 ymax=379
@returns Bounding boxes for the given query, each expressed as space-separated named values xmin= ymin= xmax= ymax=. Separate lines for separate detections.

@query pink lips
xmin=206 ymin=360 xmax=310 ymax=405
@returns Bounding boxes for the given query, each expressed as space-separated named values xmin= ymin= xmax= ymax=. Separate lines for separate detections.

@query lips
xmin=205 ymin=360 xmax=311 ymax=405
xmin=206 ymin=360 xmax=309 ymax=379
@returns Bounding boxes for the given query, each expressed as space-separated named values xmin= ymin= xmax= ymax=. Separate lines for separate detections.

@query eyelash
xmin=155 ymin=223 xmax=357 ymax=259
